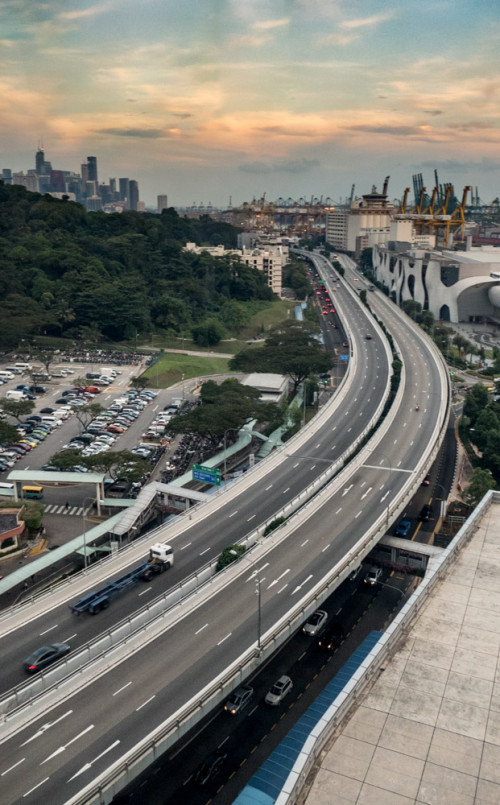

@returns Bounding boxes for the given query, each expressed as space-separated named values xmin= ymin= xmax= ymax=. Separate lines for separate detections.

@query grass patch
xmin=141 ymin=351 xmax=231 ymax=388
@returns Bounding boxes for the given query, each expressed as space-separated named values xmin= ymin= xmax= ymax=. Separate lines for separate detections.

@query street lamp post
xmin=255 ymin=571 xmax=262 ymax=654
xmin=223 ymin=428 xmax=235 ymax=481
xmin=82 ymin=496 xmax=95 ymax=569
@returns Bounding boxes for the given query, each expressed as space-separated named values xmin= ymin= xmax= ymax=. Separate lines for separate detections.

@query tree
xmin=463 ymin=384 xmax=489 ymax=425
xmin=83 ymin=450 xmax=151 ymax=483
xmin=73 ymin=403 xmax=106 ymax=430
xmin=32 ymin=349 xmax=55 ymax=375
xmin=168 ymin=378 xmax=282 ymax=438
xmin=0 ymin=419 xmax=21 ymax=445
xmin=461 ymin=467 xmax=496 ymax=507
xmin=216 ymin=544 xmax=246 ymax=572
xmin=230 ymin=320 xmax=332 ymax=392
xmin=131 ymin=376 xmax=149 ymax=391
xmin=191 ymin=318 xmax=227 ymax=347
xmin=49 ymin=449 xmax=83 ymax=470
xmin=471 ymin=409 xmax=500 ymax=451
xmin=0 ymin=398 xmax=35 ymax=423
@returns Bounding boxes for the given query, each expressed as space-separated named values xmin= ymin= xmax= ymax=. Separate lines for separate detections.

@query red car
xmin=107 ymin=425 xmax=125 ymax=434
xmin=84 ymin=386 xmax=101 ymax=394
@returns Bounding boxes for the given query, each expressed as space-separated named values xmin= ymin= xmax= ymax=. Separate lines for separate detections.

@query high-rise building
xmin=81 ymin=163 xmax=89 ymax=182
xmin=87 ymin=156 xmax=98 ymax=184
xmin=128 ymin=180 xmax=139 ymax=211
xmin=157 ymin=194 xmax=168 ymax=213
xmin=1 ymin=169 xmax=12 ymax=184
xmin=50 ymin=170 xmax=65 ymax=193
xmin=35 ymin=147 xmax=45 ymax=175
xmin=119 ymin=177 xmax=130 ymax=203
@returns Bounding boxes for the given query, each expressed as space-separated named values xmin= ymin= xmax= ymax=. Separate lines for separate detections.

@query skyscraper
xmin=35 ymin=147 xmax=45 ymax=175
xmin=129 ymin=180 xmax=139 ymax=211
xmin=157 ymin=194 xmax=168 ymax=213
xmin=87 ymin=156 xmax=98 ymax=184
xmin=119 ymin=178 xmax=129 ymax=204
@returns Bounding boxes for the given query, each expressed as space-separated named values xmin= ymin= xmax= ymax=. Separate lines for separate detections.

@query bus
xmin=22 ymin=485 xmax=44 ymax=500
xmin=0 ymin=482 xmax=15 ymax=497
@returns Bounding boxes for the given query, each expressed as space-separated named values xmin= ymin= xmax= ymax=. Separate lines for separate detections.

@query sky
xmin=1 ymin=0 xmax=499 ymax=208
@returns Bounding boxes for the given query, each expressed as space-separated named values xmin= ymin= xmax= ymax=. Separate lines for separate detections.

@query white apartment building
xmin=184 ymin=241 xmax=284 ymax=295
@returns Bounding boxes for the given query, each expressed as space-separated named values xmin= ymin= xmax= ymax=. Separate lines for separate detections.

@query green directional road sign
xmin=192 ymin=464 xmax=222 ymax=485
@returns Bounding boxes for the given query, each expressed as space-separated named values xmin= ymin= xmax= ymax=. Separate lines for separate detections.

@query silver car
xmin=265 ymin=675 xmax=293 ymax=706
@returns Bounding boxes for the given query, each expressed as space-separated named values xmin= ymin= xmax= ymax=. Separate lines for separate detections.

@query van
xmin=32 ymin=372 xmax=52 ymax=381
xmin=6 ymin=390 xmax=26 ymax=401
xmin=41 ymin=416 xmax=61 ymax=426
xmin=5 ymin=366 xmax=22 ymax=375
xmin=15 ymin=362 xmax=32 ymax=372
xmin=0 ymin=371 xmax=15 ymax=380
xmin=100 ymin=368 xmax=118 ymax=377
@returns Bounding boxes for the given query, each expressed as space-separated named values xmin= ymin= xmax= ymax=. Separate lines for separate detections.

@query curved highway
xmin=0 ymin=278 xmax=389 ymax=695
xmin=0 ymin=263 xmax=449 ymax=804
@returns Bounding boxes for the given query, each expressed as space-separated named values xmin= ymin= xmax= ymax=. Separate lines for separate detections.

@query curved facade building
xmin=373 ymin=243 xmax=500 ymax=323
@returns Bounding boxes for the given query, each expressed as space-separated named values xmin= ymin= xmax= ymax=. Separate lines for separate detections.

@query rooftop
xmin=303 ymin=497 xmax=500 ymax=805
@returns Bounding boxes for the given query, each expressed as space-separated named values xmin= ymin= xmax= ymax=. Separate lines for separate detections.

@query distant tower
xmin=157 ymin=194 xmax=168 ymax=213
xmin=119 ymin=177 xmax=130 ymax=204
xmin=128 ymin=180 xmax=139 ymax=211
xmin=35 ymin=144 xmax=45 ymax=175
xmin=87 ymin=156 xmax=98 ymax=185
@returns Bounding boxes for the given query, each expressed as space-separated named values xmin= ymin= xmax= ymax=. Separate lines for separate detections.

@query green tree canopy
xmin=461 ymin=467 xmax=496 ymax=507
xmin=168 ymin=377 xmax=282 ymax=438
xmin=0 ymin=398 xmax=35 ymax=423
xmin=230 ymin=320 xmax=332 ymax=392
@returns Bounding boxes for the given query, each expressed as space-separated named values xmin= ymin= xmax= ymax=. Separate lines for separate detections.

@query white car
xmin=303 ymin=610 xmax=328 ymax=636
xmin=265 ymin=675 xmax=293 ymax=706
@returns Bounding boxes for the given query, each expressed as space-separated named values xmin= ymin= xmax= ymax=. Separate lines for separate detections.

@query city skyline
xmin=1 ymin=0 xmax=499 ymax=207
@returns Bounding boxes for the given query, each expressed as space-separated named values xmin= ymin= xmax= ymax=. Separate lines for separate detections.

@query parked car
xmin=264 ymin=675 xmax=293 ymax=706
xmin=23 ymin=643 xmax=71 ymax=674
xmin=394 ymin=520 xmax=411 ymax=538
xmin=420 ymin=504 xmax=433 ymax=522
xmin=303 ymin=610 xmax=328 ymax=636
xmin=364 ymin=566 xmax=382 ymax=587
xmin=224 ymin=685 xmax=254 ymax=715
xmin=317 ymin=623 xmax=344 ymax=651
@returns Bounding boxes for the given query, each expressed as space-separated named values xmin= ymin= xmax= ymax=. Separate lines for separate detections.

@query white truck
xmin=6 ymin=390 xmax=26 ymax=401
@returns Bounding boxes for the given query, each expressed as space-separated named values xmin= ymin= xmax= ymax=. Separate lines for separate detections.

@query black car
xmin=193 ymin=752 xmax=227 ymax=787
xmin=40 ymin=407 xmax=55 ymax=414
xmin=29 ymin=385 xmax=46 ymax=394
xmin=23 ymin=642 xmax=71 ymax=674
xmin=317 ymin=622 xmax=344 ymax=651
xmin=420 ymin=504 xmax=433 ymax=522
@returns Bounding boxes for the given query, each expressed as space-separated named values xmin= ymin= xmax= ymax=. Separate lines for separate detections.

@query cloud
xmin=418 ymin=158 xmax=500 ymax=173
xmin=340 ymin=11 xmax=395 ymax=30
xmin=423 ymin=109 xmax=443 ymax=116
xmin=239 ymin=158 xmax=320 ymax=174
xmin=318 ymin=33 xmax=358 ymax=47
xmin=227 ymin=33 xmax=271 ymax=48
xmin=59 ymin=2 xmax=114 ymax=21
xmin=346 ymin=124 xmax=431 ymax=135
xmin=96 ymin=127 xmax=178 ymax=139
xmin=253 ymin=18 xmax=289 ymax=31
xmin=256 ymin=125 xmax=318 ymax=138
xmin=447 ymin=120 xmax=495 ymax=130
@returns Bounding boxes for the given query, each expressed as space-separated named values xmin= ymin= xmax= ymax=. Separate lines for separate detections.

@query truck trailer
xmin=69 ymin=542 xmax=174 ymax=615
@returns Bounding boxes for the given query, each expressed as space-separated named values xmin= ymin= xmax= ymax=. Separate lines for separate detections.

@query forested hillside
xmin=0 ymin=182 xmax=273 ymax=347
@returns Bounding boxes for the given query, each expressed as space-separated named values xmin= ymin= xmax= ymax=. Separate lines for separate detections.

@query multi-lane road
xmin=0 ymin=258 xmax=449 ymax=804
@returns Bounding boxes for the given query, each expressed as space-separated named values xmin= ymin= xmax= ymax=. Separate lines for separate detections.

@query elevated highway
xmin=0 ymin=261 xmax=450 ymax=804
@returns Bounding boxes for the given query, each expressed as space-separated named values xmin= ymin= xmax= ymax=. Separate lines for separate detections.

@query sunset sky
xmin=1 ymin=0 xmax=499 ymax=208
